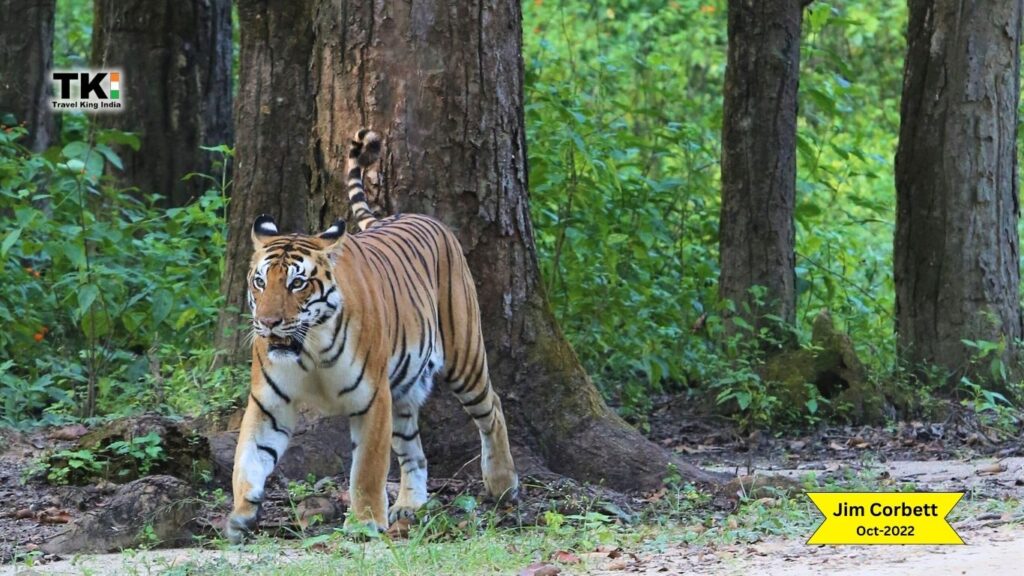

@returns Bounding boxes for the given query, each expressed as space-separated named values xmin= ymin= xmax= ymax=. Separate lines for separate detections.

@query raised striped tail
xmin=346 ymin=129 xmax=382 ymax=231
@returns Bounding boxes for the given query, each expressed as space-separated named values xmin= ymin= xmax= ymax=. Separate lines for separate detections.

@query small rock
xmin=295 ymin=495 xmax=342 ymax=529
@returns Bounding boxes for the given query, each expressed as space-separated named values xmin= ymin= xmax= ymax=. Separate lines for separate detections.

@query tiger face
xmin=247 ymin=216 xmax=345 ymax=356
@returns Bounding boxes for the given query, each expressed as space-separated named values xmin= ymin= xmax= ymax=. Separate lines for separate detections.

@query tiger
xmin=226 ymin=128 xmax=519 ymax=543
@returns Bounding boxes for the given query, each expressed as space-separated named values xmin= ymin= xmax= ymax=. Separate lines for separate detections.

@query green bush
xmin=0 ymin=115 xmax=241 ymax=426
xmin=523 ymin=0 xmax=906 ymax=422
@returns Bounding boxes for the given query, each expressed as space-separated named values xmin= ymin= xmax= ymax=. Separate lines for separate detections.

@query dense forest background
xmin=1 ymin=0 xmax=1020 ymax=442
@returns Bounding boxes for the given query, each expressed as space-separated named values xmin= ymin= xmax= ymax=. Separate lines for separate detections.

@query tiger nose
xmin=258 ymin=316 xmax=283 ymax=328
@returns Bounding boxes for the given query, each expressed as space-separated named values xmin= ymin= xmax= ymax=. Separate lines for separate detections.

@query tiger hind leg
xmin=389 ymin=396 xmax=430 ymax=523
xmin=450 ymin=368 xmax=518 ymax=502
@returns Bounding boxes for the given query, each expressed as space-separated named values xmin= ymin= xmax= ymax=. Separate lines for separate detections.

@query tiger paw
xmin=225 ymin=511 xmax=259 ymax=544
xmin=387 ymin=503 xmax=421 ymax=524
xmin=483 ymin=469 xmax=520 ymax=504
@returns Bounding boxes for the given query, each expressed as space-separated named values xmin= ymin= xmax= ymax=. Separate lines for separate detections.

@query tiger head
xmin=247 ymin=215 xmax=345 ymax=356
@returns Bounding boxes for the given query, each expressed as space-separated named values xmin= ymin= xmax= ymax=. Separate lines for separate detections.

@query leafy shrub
xmin=523 ymin=0 xmax=907 ymax=422
xmin=0 ymin=115 xmax=237 ymax=425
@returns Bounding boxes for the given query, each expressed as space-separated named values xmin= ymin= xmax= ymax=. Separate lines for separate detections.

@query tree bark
xmin=297 ymin=0 xmax=721 ymax=490
xmin=894 ymin=0 xmax=1023 ymax=379
xmin=718 ymin=0 xmax=802 ymax=340
xmin=0 ymin=0 xmax=56 ymax=151
xmin=214 ymin=0 xmax=317 ymax=359
xmin=91 ymin=0 xmax=232 ymax=207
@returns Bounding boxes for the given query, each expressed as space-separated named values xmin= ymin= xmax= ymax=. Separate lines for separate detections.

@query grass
xmin=14 ymin=469 xmax=1021 ymax=575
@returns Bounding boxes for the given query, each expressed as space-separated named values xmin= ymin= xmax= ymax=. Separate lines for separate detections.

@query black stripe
xmin=348 ymin=387 xmax=379 ymax=417
xmin=250 ymin=394 xmax=290 ymax=436
xmin=258 ymin=354 xmax=292 ymax=403
xmin=306 ymin=285 xmax=336 ymax=307
xmin=452 ymin=352 xmax=483 ymax=394
xmin=461 ymin=384 xmax=490 ymax=408
xmin=321 ymin=312 xmax=348 ymax=354
xmin=471 ymin=404 xmax=495 ymax=421
xmin=256 ymin=444 xmax=279 ymax=465
xmin=324 ymin=319 xmax=355 ymax=367
xmin=392 ymin=429 xmax=420 ymax=441
xmin=350 ymin=191 xmax=367 ymax=203
xmin=338 ymin=358 xmax=367 ymax=396
xmin=390 ymin=354 xmax=411 ymax=388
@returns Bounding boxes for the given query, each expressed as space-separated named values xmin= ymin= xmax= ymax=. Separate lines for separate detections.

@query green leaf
xmin=0 ymin=227 xmax=22 ymax=257
xmin=805 ymin=398 xmax=819 ymax=414
xmin=80 ymin=306 xmax=111 ymax=338
xmin=76 ymin=284 xmax=100 ymax=319
xmin=452 ymin=494 xmax=478 ymax=512
xmin=174 ymin=308 xmax=198 ymax=330
xmin=151 ymin=290 xmax=173 ymax=325
xmin=94 ymin=143 xmax=123 ymax=170
xmin=61 ymin=141 xmax=90 ymax=159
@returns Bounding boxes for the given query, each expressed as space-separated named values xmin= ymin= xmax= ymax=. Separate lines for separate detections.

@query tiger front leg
xmin=227 ymin=391 xmax=296 ymax=543
xmin=347 ymin=383 xmax=392 ymax=531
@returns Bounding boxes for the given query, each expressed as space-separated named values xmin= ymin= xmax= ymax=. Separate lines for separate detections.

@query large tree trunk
xmin=718 ymin=0 xmax=802 ymax=340
xmin=0 ymin=0 xmax=56 ymax=151
xmin=894 ymin=0 xmax=1022 ymax=379
xmin=214 ymin=0 xmax=317 ymax=358
xmin=91 ymin=0 xmax=232 ymax=207
xmin=297 ymin=0 xmax=720 ymax=490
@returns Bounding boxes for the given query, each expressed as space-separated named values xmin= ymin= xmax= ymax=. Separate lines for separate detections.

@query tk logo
xmin=50 ymin=70 xmax=123 ymax=112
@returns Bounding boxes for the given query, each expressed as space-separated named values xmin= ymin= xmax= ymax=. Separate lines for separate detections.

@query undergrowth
xmin=1 ymin=0 xmax=1021 ymax=434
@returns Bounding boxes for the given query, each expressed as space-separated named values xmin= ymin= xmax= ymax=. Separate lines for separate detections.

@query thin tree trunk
xmin=299 ymin=0 xmax=720 ymax=490
xmin=91 ymin=0 xmax=232 ymax=207
xmin=0 ymin=0 xmax=56 ymax=152
xmin=718 ymin=0 xmax=802 ymax=341
xmin=894 ymin=0 xmax=1023 ymax=380
xmin=214 ymin=0 xmax=317 ymax=359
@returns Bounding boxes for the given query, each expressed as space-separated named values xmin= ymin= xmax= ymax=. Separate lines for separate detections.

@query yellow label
xmin=806 ymin=492 xmax=964 ymax=545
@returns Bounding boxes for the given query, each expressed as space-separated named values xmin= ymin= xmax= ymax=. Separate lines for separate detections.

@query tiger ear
xmin=318 ymin=218 xmax=346 ymax=260
xmin=252 ymin=215 xmax=279 ymax=246
xmin=319 ymin=218 xmax=346 ymax=241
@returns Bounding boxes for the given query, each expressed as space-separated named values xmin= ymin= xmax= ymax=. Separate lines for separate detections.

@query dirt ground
xmin=2 ymin=399 xmax=1022 ymax=575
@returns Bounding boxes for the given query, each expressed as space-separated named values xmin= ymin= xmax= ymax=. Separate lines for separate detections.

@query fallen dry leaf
xmin=596 ymin=544 xmax=623 ymax=558
xmin=644 ymin=487 xmax=667 ymax=503
xmin=386 ymin=518 xmax=412 ymax=539
xmin=976 ymin=462 xmax=1007 ymax=476
xmin=603 ymin=557 xmax=630 ymax=570
xmin=582 ymin=551 xmax=611 ymax=562
xmin=551 ymin=550 xmax=580 ymax=564
xmin=49 ymin=424 xmax=89 ymax=441
xmin=519 ymin=562 xmax=561 ymax=576
xmin=684 ymin=523 xmax=707 ymax=534
xmin=40 ymin=512 xmax=72 ymax=524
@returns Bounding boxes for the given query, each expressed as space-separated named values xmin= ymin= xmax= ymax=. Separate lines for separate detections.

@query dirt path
xmin=585 ymin=525 xmax=1023 ymax=576
xmin=16 ymin=525 xmax=1023 ymax=575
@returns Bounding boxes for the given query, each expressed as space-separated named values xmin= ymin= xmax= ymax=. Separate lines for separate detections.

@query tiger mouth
xmin=268 ymin=335 xmax=301 ymax=354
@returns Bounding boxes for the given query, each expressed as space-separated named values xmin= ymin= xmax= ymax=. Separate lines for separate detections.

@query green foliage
xmin=35 ymin=430 xmax=167 ymax=484
xmin=42 ymin=447 xmax=103 ymax=484
xmin=54 ymin=0 xmax=93 ymax=69
xmin=523 ymin=0 xmax=910 ymax=422
xmin=106 ymin=431 xmax=166 ymax=476
xmin=0 ymin=115 xmax=236 ymax=425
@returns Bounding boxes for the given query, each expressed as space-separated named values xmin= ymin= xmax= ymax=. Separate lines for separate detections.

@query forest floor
xmin=1 ymin=398 xmax=1022 ymax=575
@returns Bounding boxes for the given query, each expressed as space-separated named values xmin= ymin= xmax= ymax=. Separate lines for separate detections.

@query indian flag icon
xmin=110 ymin=72 xmax=120 ymax=99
